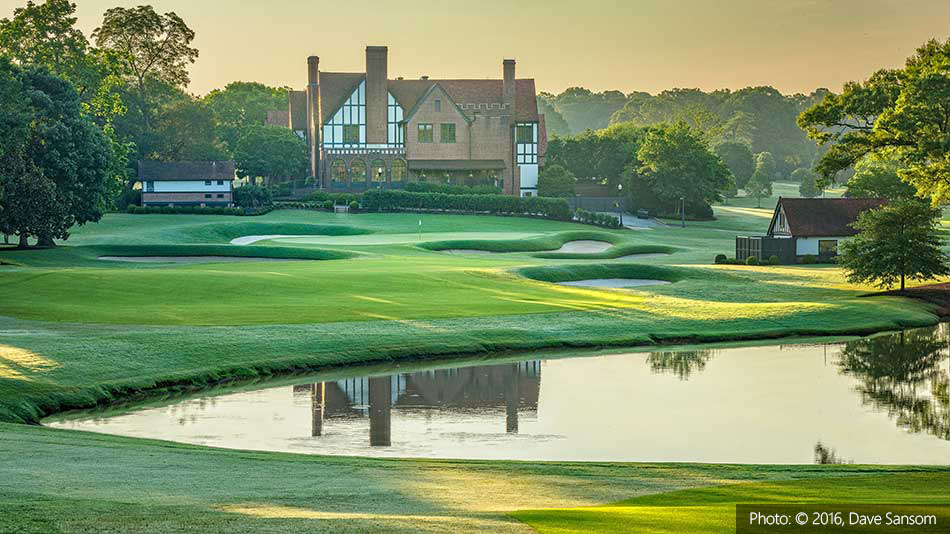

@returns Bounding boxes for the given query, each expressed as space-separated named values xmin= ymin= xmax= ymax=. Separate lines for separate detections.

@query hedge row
xmin=126 ymin=205 xmax=272 ymax=216
xmin=361 ymin=189 xmax=572 ymax=219
xmin=305 ymin=191 xmax=362 ymax=205
xmin=574 ymin=209 xmax=622 ymax=229
xmin=404 ymin=182 xmax=503 ymax=195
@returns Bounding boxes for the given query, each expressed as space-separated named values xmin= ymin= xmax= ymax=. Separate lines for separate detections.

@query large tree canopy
xmin=0 ymin=62 xmax=112 ymax=246
xmin=93 ymin=5 xmax=198 ymax=130
xmin=715 ymin=141 xmax=755 ymax=189
xmin=634 ymin=122 xmax=732 ymax=216
xmin=798 ymin=38 xmax=950 ymax=203
xmin=204 ymin=82 xmax=288 ymax=151
xmin=233 ymin=125 xmax=308 ymax=186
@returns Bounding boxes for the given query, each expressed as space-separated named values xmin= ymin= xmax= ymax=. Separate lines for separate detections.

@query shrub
xmin=746 ymin=255 xmax=759 ymax=265
xmin=361 ymin=190 xmax=572 ymax=221
xmin=404 ymin=182 xmax=502 ymax=195
xmin=233 ymin=184 xmax=272 ymax=208
xmin=714 ymin=254 xmax=727 ymax=264
xmin=802 ymin=254 xmax=817 ymax=264
xmin=322 ymin=200 xmax=334 ymax=210
xmin=768 ymin=255 xmax=780 ymax=265
xmin=574 ymin=208 xmax=622 ymax=229
xmin=348 ymin=200 xmax=359 ymax=211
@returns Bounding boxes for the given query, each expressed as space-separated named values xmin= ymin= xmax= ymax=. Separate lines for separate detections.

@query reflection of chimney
xmin=369 ymin=376 xmax=391 ymax=446
xmin=505 ymin=364 xmax=519 ymax=433
xmin=310 ymin=383 xmax=325 ymax=437
xmin=366 ymin=46 xmax=388 ymax=144
xmin=306 ymin=56 xmax=321 ymax=183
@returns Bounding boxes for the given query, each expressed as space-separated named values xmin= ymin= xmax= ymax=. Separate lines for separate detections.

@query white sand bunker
xmin=556 ymin=278 xmax=671 ymax=288
xmin=98 ymin=256 xmax=313 ymax=263
xmin=441 ymin=249 xmax=499 ymax=255
xmin=555 ymin=240 xmax=612 ymax=253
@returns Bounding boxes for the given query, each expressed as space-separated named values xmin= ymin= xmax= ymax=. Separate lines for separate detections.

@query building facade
xmin=736 ymin=197 xmax=887 ymax=263
xmin=272 ymin=47 xmax=546 ymax=196
xmin=138 ymin=161 xmax=235 ymax=207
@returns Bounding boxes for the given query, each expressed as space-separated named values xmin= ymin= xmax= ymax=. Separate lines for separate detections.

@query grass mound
xmin=533 ymin=243 xmax=677 ymax=259
xmin=517 ymin=263 xmax=688 ymax=284
xmin=418 ymin=230 xmax=623 ymax=253
xmin=178 ymin=221 xmax=372 ymax=243
xmin=91 ymin=244 xmax=355 ymax=261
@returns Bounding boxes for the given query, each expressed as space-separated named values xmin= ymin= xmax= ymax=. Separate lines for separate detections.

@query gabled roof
xmin=318 ymin=74 xmax=541 ymax=124
xmin=767 ymin=197 xmax=887 ymax=237
xmin=138 ymin=161 xmax=235 ymax=182
xmin=317 ymin=72 xmax=365 ymax=124
xmin=400 ymin=83 xmax=472 ymax=124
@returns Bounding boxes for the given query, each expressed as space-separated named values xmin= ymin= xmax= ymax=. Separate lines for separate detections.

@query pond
xmin=46 ymin=326 xmax=950 ymax=464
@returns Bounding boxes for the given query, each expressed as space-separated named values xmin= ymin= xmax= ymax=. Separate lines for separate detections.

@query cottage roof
xmin=137 ymin=161 xmax=235 ymax=182
xmin=767 ymin=197 xmax=888 ymax=237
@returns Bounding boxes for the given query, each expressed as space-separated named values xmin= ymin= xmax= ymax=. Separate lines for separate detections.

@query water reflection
xmin=295 ymin=361 xmax=539 ymax=447
xmin=45 ymin=328 xmax=950 ymax=463
xmin=837 ymin=328 xmax=950 ymax=440
xmin=647 ymin=350 xmax=715 ymax=380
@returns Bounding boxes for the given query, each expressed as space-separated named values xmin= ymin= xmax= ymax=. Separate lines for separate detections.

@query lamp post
xmin=617 ymin=183 xmax=624 ymax=226
xmin=680 ymin=196 xmax=686 ymax=228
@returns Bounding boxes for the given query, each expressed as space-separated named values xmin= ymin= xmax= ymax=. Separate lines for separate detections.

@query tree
xmin=0 ymin=0 xmax=101 ymax=96
xmin=793 ymin=168 xmax=821 ymax=197
xmin=838 ymin=200 xmax=949 ymax=291
xmin=205 ymin=82 xmax=288 ymax=151
xmin=715 ymin=141 xmax=755 ymax=189
xmin=753 ymin=152 xmax=777 ymax=182
xmin=0 ymin=161 xmax=69 ymax=247
xmin=745 ymin=165 xmax=773 ymax=208
xmin=846 ymin=154 xmax=917 ymax=200
xmin=536 ymin=93 xmax=570 ymax=137
xmin=798 ymin=38 xmax=950 ymax=203
xmin=635 ymin=122 xmax=732 ymax=216
xmin=0 ymin=63 xmax=112 ymax=246
xmin=232 ymin=183 xmax=271 ymax=208
xmin=233 ymin=125 xmax=308 ymax=186
xmin=93 ymin=6 xmax=198 ymax=131
xmin=537 ymin=164 xmax=576 ymax=197
xmin=152 ymin=98 xmax=226 ymax=161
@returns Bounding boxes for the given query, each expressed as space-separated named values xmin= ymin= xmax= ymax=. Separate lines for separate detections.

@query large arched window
xmin=331 ymin=160 xmax=346 ymax=186
xmin=349 ymin=159 xmax=367 ymax=184
xmin=391 ymin=159 xmax=407 ymax=182
xmin=370 ymin=159 xmax=386 ymax=183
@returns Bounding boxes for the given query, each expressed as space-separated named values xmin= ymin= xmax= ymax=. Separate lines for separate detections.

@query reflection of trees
xmin=814 ymin=441 xmax=849 ymax=464
xmin=647 ymin=350 xmax=714 ymax=380
xmin=837 ymin=328 xmax=950 ymax=440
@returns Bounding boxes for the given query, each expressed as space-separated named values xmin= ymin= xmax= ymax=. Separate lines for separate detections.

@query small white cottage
xmin=737 ymin=197 xmax=887 ymax=263
xmin=138 ymin=161 xmax=235 ymax=207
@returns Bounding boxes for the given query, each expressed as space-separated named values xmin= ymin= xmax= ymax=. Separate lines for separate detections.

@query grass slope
xmin=513 ymin=472 xmax=950 ymax=533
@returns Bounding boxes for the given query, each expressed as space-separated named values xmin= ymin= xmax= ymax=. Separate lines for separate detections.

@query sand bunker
xmin=554 ymin=240 xmax=613 ymax=253
xmin=441 ymin=249 xmax=499 ymax=255
xmin=98 ymin=256 xmax=312 ymax=263
xmin=235 ymin=232 xmax=542 ymax=246
xmin=556 ymin=278 xmax=671 ymax=288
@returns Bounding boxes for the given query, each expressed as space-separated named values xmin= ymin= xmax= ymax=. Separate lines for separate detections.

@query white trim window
xmin=323 ymin=80 xmax=366 ymax=147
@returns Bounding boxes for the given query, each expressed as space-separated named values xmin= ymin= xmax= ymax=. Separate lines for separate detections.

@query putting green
xmin=267 ymin=231 xmax=544 ymax=246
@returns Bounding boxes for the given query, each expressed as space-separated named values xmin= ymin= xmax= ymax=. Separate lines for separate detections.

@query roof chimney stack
xmin=503 ymin=59 xmax=516 ymax=113
xmin=365 ymin=46 xmax=388 ymax=144
xmin=306 ymin=56 xmax=321 ymax=183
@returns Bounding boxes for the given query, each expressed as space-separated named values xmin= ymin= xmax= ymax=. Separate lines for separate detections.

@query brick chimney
xmin=366 ymin=46 xmax=388 ymax=145
xmin=306 ymin=55 xmax=321 ymax=182
xmin=503 ymin=59 xmax=516 ymax=113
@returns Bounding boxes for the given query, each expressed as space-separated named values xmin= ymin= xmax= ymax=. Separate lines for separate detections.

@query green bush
xmin=233 ymin=184 xmax=272 ymax=208
xmin=574 ymin=208 xmax=622 ymax=229
xmin=348 ymin=200 xmax=360 ymax=211
xmin=322 ymin=200 xmax=334 ymax=210
xmin=128 ymin=205 xmax=268 ymax=216
xmin=361 ymin=190 xmax=572 ymax=220
xmin=714 ymin=254 xmax=727 ymax=264
xmin=746 ymin=255 xmax=759 ymax=265
xmin=768 ymin=255 xmax=780 ymax=265
xmin=404 ymin=182 xmax=502 ymax=195
xmin=802 ymin=254 xmax=817 ymax=264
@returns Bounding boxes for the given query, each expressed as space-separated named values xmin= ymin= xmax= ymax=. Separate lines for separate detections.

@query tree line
xmin=0 ymin=0 xmax=307 ymax=246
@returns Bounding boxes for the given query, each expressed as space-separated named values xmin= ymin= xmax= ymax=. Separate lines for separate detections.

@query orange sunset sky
xmin=3 ymin=0 xmax=949 ymax=96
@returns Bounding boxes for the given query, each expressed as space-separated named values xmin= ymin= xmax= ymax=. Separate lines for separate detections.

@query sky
xmin=3 ymin=0 xmax=950 ymax=97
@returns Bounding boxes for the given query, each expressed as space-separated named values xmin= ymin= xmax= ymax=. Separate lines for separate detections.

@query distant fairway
xmin=260 ymin=231 xmax=543 ymax=246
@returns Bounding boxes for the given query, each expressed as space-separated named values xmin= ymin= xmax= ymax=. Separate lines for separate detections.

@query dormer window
xmin=434 ymin=99 xmax=441 ymax=112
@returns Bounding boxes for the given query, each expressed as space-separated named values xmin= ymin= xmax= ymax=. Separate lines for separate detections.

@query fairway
xmin=1 ymin=204 xmax=948 ymax=533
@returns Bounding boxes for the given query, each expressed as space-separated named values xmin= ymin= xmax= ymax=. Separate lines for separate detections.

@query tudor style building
xmin=271 ymin=46 xmax=546 ymax=196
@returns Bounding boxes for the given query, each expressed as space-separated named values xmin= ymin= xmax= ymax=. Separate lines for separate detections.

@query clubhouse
xmin=269 ymin=46 xmax=546 ymax=197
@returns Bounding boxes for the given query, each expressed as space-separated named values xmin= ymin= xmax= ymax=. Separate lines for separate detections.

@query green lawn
xmin=1 ymin=192 xmax=948 ymax=532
